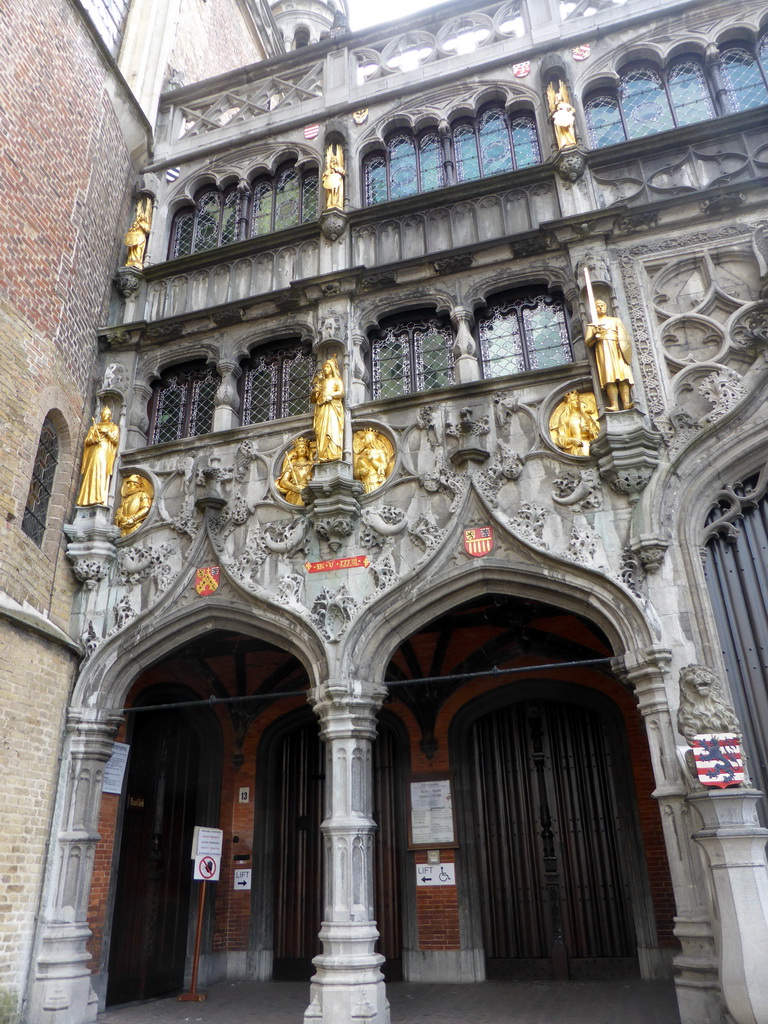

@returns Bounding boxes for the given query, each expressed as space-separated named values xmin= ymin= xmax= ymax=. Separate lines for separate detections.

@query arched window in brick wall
xmin=240 ymin=341 xmax=314 ymax=424
xmin=475 ymin=289 xmax=573 ymax=379
xmin=21 ymin=416 xmax=59 ymax=545
xmin=168 ymin=163 xmax=319 ymax=259
xmin=147 ymin=363 xmax=221 ymax=444
xmin=585 ymin=56 xmax=716 ymax=147
xmin=369 ymin=310 xmax=455 ymax=399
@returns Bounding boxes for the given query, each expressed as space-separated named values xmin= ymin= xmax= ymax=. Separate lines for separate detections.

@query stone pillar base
xmin=304 ymin=954 xmax=389 ymax=1024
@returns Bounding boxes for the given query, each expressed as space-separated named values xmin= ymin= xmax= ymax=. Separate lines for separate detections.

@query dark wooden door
xmin=107 ymin=710 xmax=204 ymax=1004
xmin=271 ymin=718 xmax=402 ymax=979
xmin=469 ymin=699 xmax=637 ymax=980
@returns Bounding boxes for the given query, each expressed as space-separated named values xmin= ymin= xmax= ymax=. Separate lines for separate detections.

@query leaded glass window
xmin=170 ymin=187 xmax=242 ymax=258
xmin=667 ymin=59 xmax=714 ymax=125
xmin=240 ymin=343 xmax=313 ymax=425
xmin=721 ymin=45 xmax=768 ymax=112
xmin=477 ymin=291 xmax=572 ymax=379
xmin=21 ymin=417 xmax=59 ymax=545
xmin=251 ymin=165 xmax=318 ymax=236
xmin=363 ymin=130 xmax=445 ymax=205
xmin=370 ymin=312 xmax=454 ymax=399
xmin=453 ymin=105 xmax=540 ymax=183
xmin=620 ymin=67 xmax=674 ymax=138
xmin=149 ymin=364 xmax=220 ymax=445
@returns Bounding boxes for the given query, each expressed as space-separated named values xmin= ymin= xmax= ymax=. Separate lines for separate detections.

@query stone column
xmin=26 ymin=707 xmax=123 ymax=1024
xmin=449 ymin=307 xmax=479 ymax=385
xmin=688 ymin=789 xmax=768 ymax=1024
xmin=619 ymin=648 xmax=722 ymax=1024
xmin=213 ymin=360 xmax=242 ymax=432
xmin=304 ymin=687 xmax=389 ymax=1024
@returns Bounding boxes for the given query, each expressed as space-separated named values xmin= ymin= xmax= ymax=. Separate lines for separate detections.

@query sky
xmin=347 ymin=0 xmax=441 ymax=31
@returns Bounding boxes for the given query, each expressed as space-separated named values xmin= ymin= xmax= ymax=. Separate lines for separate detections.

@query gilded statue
xmin=114 ymin=474 xmax=153 ymax=535
xmin=276 ymin=436 xmax=316 ymax=505
xmin=353 ymin=429 xmax=395 ymax=494
xmin=123 ymin=198 xmax=152 ymax=270
xmin=76 ymin=406 xmax=119 ymax=506
xmin=546 ymin=80 xmax=577 ymax=149
xmin=311 ymin=355 xmax=344 ymax=462
xmin=584 ymin=296 xmax=634 ymax=411
xmin=549 ymin=391 xmax=600 ymax=456
xmin=322 ymin=144 xmax=345 ymax=210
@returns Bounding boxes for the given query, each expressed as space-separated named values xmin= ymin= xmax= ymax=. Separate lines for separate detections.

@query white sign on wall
xmin=234 ymin=869 xmax=252 ymax=891
xmin=416 ymin=863 xmax=456 ymax=887
xmin=102 ymin=742 xmax=130 ymax=794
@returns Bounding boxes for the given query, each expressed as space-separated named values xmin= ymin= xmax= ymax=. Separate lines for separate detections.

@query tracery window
xmin=168 ymin=164 xmax=319 ymax=258
xmin=720 ymin=36 xmax=768 ymax=112
xmin=363 ymin=130 xmax=445 ymax=205
xmin=21 ymin=416 xmax=59 ymax=545
xmin=240 ymin=342 xmax=314 ymax=424
xmin=585 ymin=57 xmax=715 ymax=148
xmin=148 ymin=363 xmax=221 ymax=445
xmin=476 ymin=290 xmax=572 ymax=379
xmin=370 ymin=311 xmax=454 ymax=399
xmin=453 ymin=105 xmax=540 ymax=182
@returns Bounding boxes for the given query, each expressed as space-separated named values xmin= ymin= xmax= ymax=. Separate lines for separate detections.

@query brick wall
xmin=167 ymin=0 xmax=268 ymax=88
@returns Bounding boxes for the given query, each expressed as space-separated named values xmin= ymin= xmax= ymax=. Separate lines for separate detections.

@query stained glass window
xmin=21 ymin=417 xmax=59 ymax=545
xmin=149 ymin=364 xmax=221 ymax=444
xmin=585 ymin=94 xmax=626 ymax=147
xmin=477 ymin=292 xmax=571 ymax=379
xmin=454 ymin=105 xmax=540 ymax=183
xmin=621 ymin=67 xmax=674 ymax=138
xmin=168 ymin=165 xmax=318 ymax=258
xmin=363 ymin=130 xmax=446 ymax=204
xmin=388 ymin=134 xmax=419 ymax=201
xmin=240 ymin=343 xmax=313 ymax=425
xmin=370 ymin=313 xmax=454 ymax=399
xmin=721 ymin=46 xmax=768 ymax=112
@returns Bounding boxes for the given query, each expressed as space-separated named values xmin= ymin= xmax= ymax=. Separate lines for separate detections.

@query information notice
xmin=410 ymin=778 xmax=454 ymax=846
xmin=102 ymin=742 xmax=130 ymax=794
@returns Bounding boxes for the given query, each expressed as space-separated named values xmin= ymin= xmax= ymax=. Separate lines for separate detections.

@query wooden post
xmin=178 ymin=879 xmax=207 ymax=1002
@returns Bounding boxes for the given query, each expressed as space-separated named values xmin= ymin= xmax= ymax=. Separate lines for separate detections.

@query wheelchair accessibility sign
xmin=416 ymin=863 xmax=455 ymax=886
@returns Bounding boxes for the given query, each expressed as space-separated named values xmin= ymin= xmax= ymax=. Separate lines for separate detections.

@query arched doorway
xmin=106 ymin=687 xmax=222 ymax=1004
xmin=459 ymin=687 xmax=643 ymax=980
xmin=252 ymin=710 xmax=407 ymax=980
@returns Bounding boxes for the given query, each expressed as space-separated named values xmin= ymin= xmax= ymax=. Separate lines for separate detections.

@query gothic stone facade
xmin=8 ymin=2 xmax=768 ymax=1024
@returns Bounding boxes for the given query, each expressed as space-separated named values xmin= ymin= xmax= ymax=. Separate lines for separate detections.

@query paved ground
xmin=98 ymin=979 xmax=681 ymax=1024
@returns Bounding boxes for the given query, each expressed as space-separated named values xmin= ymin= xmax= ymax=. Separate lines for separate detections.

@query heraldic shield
xmin=195 ymin=565 xmax=220 ymax=596
xmin=463 ymin=526 xmax=494 ymax=557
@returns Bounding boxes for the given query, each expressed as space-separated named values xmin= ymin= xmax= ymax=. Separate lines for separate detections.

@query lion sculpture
xmin=677 ymin=664 xmax=740 ymax=743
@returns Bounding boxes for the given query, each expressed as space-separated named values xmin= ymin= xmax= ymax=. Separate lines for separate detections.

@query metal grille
xmin=220 ymin=189 xmax=241 ymax=246
xmin=274 ymin=168 xmax=301 ymax=231
xmin=668 ymin=60 xmax=714 ymax=125
xmin=479 ymin=293 xmax=571 ymax=378
xmin=419 ymin=132 xmax=445 ymax=191
xmin=151 ymin=366 xmax=220 ymax=444
xmin=242 ymin=358 xmax=278 ymax=424
xmin=171 ymin=209 xmax=195 ymax=258
xmin=454 ymin=122 xmax=480 ymax=182
xmin=388 ymin=134 xmax=419 ymax=200
xmin=620 ymin=67 xmax=674 ymax=138
xmin=251 ymin=180 xmax=274 ymax=236
xmin=721 ymin=47 xmax=768 ymax=112
xmin=21 ymin=417 xmax=59 ymax=545
xmin=585 ymin=94 xmax=626 ymax=148
xmin=282 ymin=350 xmax=313 ymax=418
xmin=301 ymin=172 xmax=319 ymax=222
xmin=241 ymin=345 xmax=312 ymax=424
xmin=193 ymin=189 xmax=221 ymax=252
xmin=372 ymin=316 xmax=453 ymax=398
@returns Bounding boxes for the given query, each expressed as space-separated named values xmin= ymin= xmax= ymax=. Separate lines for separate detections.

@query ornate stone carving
xmin=71 ymin=560 xmax=110 ymax=589
xmin=699 ymin=192 xmax=746 ymax=217
xmin=698 ymin=368 xmax=747 ymax=421
xmin=420 ymin=455 xmax=466 ymax=512
xmin=432 ymin=254 xmax=473 ymax=275
xmin=100 ymin=362 xmax=129 ymax=397
xmin=677 ymin=664 xmax=740 ymax=743
xmin=567 ymin=523 xmax=600 ymax=566
xmin=276 ymin=573 xmax=304 ymax=608
xmin=592 ymin=409 xmax=662 ymax=504
xmin=615 ymin=210 xmax=658 ymax=234
xmin=416 ymin=405 xmax=440 ymax=447
xmin=732 ymin=305 xmax=768 ymax=349
xmin=510 ymin=502 xmax=549 ymax=547
xmin=114 ymin=267 xmax=142 ymax=298
xmin=311 ymin=585 xmax=357 ymax=642
xmin=552 ymin=467 xmax=602 ymax=511
xmin=109 ymin=594 xmax=136 ymax=634
xmin=632 ymin=536 xmax=668 ymax=573
xmin=446 ymin=407 xmax=490 ymax=467
xmin=118 ymin=543 xmax=175 ymax=593
xmin=81 ymin=620 xmax=100 ymax=657
xmin=320 ymin=210 xmax=346 ymax=241
xmin=314 ymin=515 xmax=355 ymax=552
xmin=476 ymin=442 xmax=523 ymax=507
xmin=554 ymin=149 xmax=586 ymax=183
xmin=408 ymin=511 xmax=443 ymax=553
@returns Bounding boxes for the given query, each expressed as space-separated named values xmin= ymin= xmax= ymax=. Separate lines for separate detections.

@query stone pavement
xmin=97 ymin=979 xmax=682 ymax=1024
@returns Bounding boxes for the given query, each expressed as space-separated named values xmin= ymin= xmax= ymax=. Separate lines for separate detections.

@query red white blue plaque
xmin=691 ymin=734 xmax=744 ymax=788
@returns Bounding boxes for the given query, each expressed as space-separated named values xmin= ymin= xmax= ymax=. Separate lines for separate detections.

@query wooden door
xmin=107 ymin=709 xmax=206 ymax=1004
xmin=469 ymin=699 xmax=637 ymax=980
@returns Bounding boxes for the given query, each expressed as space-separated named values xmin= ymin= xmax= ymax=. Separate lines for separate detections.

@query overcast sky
xmin=347 ymin=0 xmax=441 ymax=30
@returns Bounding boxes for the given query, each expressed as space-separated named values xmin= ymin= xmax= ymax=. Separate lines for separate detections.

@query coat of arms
xmin=691 ymin=734 xmax=744 ymax=788
xmin=512 ymin=61 xmax=530 ymax=78
xmin=463 ymin=527 xmax=494 ymax=557
xmin=195 ymin=566 xmax=220 ymax=596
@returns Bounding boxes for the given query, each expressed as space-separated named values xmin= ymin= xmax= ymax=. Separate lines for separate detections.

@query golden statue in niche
xmin=353 ymin=429 xmax=395 ymax=494
xmin=114 ymin=474 xmax=154 ymax=535
xmin=322 ymin=143 xmax=345 ymax=210
xmin=123 ymin=197 xmax=153 ymax=270
xmin=549 ymin=391 xmax=600 ymax=456
xmin=583 ymin=269 xmax=634 ymax=411
xmin=76 ymin=406 xmax=119 ymax=506
xmin=546 ymin=80 xmax=577 ymax=149
xmin=310 ymin=355 xmax=344 ymax=462
xmin=276 ymin=437 xmax=316 ymax=505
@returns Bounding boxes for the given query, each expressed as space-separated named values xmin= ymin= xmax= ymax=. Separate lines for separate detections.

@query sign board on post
xmin=194 ymin=854 xmax=221 ymax=881
xmin=191 ymin=826 xmax=223 ymax=858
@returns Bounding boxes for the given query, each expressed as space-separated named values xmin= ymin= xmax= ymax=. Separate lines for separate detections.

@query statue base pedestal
xmin=303 ymin=461 xmax=363 ymax=554
xmin=592 ymin=408 xmax=662 ymax=503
